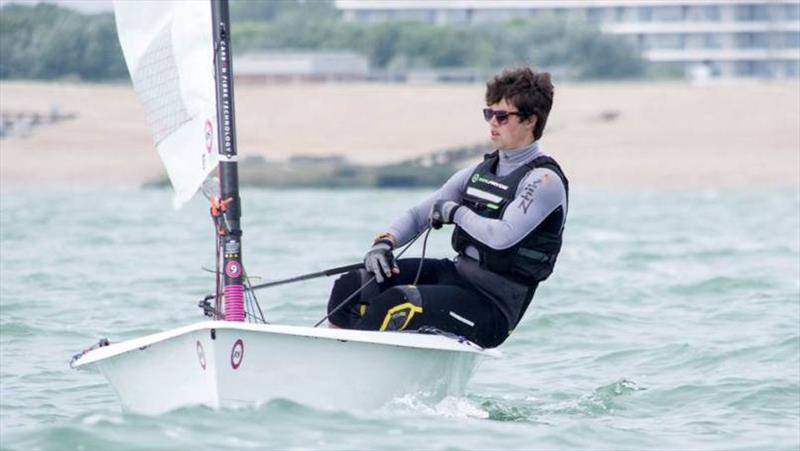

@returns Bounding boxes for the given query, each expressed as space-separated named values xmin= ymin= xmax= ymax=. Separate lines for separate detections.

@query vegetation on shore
xmin=1 ymin=1 xmax=645 ymax=82
xmin=0 ymin=3 xmax=126 ymax=81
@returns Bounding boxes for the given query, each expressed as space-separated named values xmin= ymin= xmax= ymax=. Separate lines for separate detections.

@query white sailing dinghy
xmin=71 ymin=0 xmax=499 ymax=415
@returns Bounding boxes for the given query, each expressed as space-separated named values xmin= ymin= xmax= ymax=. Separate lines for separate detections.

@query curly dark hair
xmin=485 ymin=67 xmax=554 ymax=141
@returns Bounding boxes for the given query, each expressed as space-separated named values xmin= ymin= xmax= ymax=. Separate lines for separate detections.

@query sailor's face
xmin=486 ymin=98 xmax=536 ymax=150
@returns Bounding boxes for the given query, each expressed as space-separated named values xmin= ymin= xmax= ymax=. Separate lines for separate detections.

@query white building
xmin=235 ymin=51 xmax=370 ymax=82
xmin=336 ymin=0 xmax=800 ymax=79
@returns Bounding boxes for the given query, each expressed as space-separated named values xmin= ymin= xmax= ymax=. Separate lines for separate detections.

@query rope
xmin=313 ymin=224 xmax=431 ymax=328
xmin=412 ymin=223 xmax=433 ymax=286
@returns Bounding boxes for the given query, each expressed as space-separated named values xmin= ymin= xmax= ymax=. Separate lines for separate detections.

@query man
xmin=326 ymin=66 xmax=568 ymax=349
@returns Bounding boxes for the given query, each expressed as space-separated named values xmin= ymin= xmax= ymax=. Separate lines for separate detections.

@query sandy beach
xmin=0 ymin=80 xmax=798 ymax=190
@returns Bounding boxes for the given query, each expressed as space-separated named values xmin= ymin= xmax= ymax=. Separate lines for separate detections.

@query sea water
xmin=1 ymin=187 xmax=798 ymax=450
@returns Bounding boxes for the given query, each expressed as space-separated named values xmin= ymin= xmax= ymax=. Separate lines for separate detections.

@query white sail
xmin=114 ymin=0 xmax=218 ymax=207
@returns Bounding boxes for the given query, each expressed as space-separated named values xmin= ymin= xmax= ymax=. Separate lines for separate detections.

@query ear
xmin=527 ymin=115 xmax=537 ymax=132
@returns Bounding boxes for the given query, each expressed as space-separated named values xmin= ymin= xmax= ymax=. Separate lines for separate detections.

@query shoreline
xmin=1 ymin=80 xmax=798 ymax=191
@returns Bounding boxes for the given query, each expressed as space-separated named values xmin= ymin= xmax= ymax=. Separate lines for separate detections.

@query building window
xmin=735 ymin=61 xmax=754 ymax=76
xmin=765 ymin=3 xmax=797 ymax=20
xmin=637 ymin=6 xmax=653 ymax=22
xmin=753 ymin=61 xmax=772 ymax=77
xmin=735 ymin=4 xmax=769 ymax=21
xmin=443 ymin=9 xmax=468 ymax=25
xmin=735 ymin=5 xmax=750 ymax=20
xmin=735 ymin=32 xmax=770 ymax=49
xmin=472 ymin=9 xmax=516 ymax=24
xmin=566 ymin=8 xmax=585 ymax=22
xmin=652 ymin=5 xmax=683 ymax=21
xmin=772 ymin=32 xmax=800 ymax=49
xmin=787 ymin=61 xmax=800 ymax=77
xmin=685 ymin=34 xmax=702 ymax=49
xmin=787 ymin=3 xmax=800 ymax=20
xmin=614 ymin=6 xmax=626 ymax=22
xmin=704 ymin=33 xmax=724 ymax=49
xmin=586 ymin=7 xmax=606 ymax=23
xmin=752 ymin=5 xmax=769 ymax=20
xmin=735 ymin=61 xmax=774 ymax=77
xmin=652 ymin=33 xmax=684 ymax=49
xmin=685 ymin=34 xmax=716 ymax=49
xmin=685 ymin=5 xmax=720 ymax=21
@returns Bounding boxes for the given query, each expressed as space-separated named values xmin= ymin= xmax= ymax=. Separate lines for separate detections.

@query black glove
xmin=364 ymin=241 xmax=398 ymax=283
xmin=430 ymin=200 xmax=461 ymax=230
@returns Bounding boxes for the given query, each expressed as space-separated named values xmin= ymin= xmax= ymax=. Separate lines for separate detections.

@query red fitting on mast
xmin=210 ymin=196 xmax=234 ymax=217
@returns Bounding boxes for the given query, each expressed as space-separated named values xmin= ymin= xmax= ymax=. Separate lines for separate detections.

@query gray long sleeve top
xmin=384 ymin=142 xmax=568 ymax=329
xmin=387 ymin=142 xmax=567 ymax=253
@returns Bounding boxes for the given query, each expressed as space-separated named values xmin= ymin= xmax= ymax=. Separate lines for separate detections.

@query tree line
xmin=0 ymin=1 xmax=645 ymax=82
xmin=230 ymin=0 xmax=645 ymax=79
xmin=0 ymin=3 xmax=127 ymax=81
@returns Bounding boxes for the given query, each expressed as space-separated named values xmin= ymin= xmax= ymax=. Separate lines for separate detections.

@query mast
xmin=211 ymin=0 xmax=244 ymax=321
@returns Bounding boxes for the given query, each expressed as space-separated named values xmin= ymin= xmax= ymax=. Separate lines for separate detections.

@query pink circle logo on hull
xmin=196 ymin=340 xmax=206 ymax=370
xmin=230 ymin=339 xmax=244 ymax=370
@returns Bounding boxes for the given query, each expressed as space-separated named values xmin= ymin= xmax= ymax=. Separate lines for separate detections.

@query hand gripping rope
xmin=313 ymin=223 xmax=433 ymax=327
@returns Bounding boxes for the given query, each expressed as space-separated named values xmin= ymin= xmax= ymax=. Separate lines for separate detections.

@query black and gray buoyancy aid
xmin=451 ymin=151 xmax=569 ymax=285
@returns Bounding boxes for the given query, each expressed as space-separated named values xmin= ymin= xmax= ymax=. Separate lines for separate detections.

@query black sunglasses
xmin=482 ymin=108 xmax=523 ymax=123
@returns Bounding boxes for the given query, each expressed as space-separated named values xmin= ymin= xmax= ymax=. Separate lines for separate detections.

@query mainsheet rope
xmin=313 ymin=223 xmax=433 ymax=328
xmin=202 ymin=183 xmax=433 ymax=325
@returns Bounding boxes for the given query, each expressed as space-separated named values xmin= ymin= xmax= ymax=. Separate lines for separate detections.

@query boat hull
xmin=73 ymin=321 xmax=498 ymax=414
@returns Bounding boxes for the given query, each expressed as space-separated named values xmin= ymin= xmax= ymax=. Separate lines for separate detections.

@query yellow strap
xmin=379 ymin=302 xmax=423 ymax=331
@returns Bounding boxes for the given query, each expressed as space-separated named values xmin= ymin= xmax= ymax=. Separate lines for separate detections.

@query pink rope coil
xmin=224 ymin=284 xmax=245 ymax=321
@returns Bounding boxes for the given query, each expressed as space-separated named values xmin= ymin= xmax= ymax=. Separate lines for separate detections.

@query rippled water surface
xmin=1 ymin=188 xmax=798 ymax=450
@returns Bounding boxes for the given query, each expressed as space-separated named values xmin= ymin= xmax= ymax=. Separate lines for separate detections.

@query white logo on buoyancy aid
xmin=471 ymin=173 xmax=509 ymax=190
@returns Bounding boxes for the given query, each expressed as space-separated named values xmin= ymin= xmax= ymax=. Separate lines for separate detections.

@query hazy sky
xmin=1 ymin=0 xmax=113 ymax=14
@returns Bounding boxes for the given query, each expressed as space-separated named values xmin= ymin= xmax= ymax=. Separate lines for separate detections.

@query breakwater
xmin=144 ymin=144 xmax=488 ymax=189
